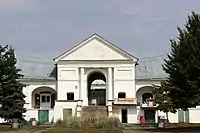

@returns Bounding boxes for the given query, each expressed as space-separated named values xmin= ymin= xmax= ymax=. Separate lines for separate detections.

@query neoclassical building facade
xmin=1 ymin=34 xmax=200 ymax=123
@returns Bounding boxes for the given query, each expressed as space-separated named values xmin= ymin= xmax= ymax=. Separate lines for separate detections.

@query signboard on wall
xmin=114 ymin=98 xmax=137 ymax=105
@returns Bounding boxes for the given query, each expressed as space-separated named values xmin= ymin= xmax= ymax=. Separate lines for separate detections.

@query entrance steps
xmin=81 ymin=106 xmax=108 ymax=117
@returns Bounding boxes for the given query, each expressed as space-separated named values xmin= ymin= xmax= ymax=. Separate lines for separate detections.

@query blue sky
xmin=0 ymin=0 xmax=200 ymax=77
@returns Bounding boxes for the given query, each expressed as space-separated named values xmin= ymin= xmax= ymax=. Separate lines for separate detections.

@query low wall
xmin=54 ymin=100 xmax=77 ymax=122
xmin=24 ymin=109 xmax=54 ymax=123
xmin=113 ymin=106 xmax=138 ymax=123
xmin=189 ymin=106 xmax=200 ymax=123
xmin=158 ymin=111 xmax=178 ymax=123
xmin=0 ymin=118 xmax=6 ymax=123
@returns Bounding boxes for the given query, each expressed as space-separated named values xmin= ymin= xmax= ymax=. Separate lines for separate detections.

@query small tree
xmin=0 ymin=45 xmax=26 ymax=121
xmin=162 ymin=12 xmax=200 ymax=110
xmin=153 ymin=83 xmax=176 ymax=122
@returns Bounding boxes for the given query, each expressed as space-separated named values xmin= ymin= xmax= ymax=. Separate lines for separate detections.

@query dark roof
xmin=18 ymin=76 xmax=56 ymax=82
xmin=48 ymin=64 xmax=57 ymax=79
xmin=135 ymin=77 xmax=166 ymax=81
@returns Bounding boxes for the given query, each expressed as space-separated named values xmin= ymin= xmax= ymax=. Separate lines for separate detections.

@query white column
xmin=155 ymin=110 xmax=159 ymax=123
xmin=108 ymin=67 xmax=113 ymax=100
xmin=77 ymin=68 xmax=84 ymax=117
xmin=84 ymin=75 xmax=88 ymax=106
xmin=108 ymin=67 xmax=113 ymax=117
xmin=80 ymin=68 xmax=84 ymax=100
xmin=132 ymin=64 xmax=136 ymax=98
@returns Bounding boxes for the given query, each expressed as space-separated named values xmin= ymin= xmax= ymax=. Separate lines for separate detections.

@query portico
xmin=79 ymin=67 xmax=113 ymax=107
xmin=53 ymin=34 xmax=138 ymax=122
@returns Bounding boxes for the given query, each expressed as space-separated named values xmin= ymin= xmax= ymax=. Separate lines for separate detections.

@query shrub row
xmin=54 ymin=115 xmax=122 ymax=129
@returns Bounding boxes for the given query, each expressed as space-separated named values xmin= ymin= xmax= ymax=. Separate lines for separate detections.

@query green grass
xmin=0 ymin=123 xmax=52 ymax=132
xmin=0 ymin=124 xmax=16 ymax=132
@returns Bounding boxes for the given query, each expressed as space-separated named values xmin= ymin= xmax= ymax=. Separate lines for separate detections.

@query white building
xmin=1 ymin=34 xmax=200 ymax=124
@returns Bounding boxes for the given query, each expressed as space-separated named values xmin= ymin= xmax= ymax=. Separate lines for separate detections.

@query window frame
xmin=67 ymin=92 xmax=74 ymax=100
xmin=118 ymin=92 xmax=126 ymax=98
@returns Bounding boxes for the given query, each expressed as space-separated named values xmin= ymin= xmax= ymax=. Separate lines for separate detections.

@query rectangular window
xmin=47 ymin=96 xmax=50 ymax=102
xmin=67 ymin=93 xmax=74 ymax=100
xmin=41 ymin=95 xmax=51 ymax=102
xmin=42 ymin=96 xmax=46 ymax=102
xmin=118 ymin=92 xmax=126 ymax=98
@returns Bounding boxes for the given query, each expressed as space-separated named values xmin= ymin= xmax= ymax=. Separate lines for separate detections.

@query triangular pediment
xmin=54 ymin=34 xmax=138 ymax=62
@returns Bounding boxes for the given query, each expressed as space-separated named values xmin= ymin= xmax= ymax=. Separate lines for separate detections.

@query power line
xmin=18 ymin=59 xmax=54 ymax=65
xmin=138 ymin=54 xmax=167 ymax=59
xmin=16 ymin=53 xmax=55 ymax=60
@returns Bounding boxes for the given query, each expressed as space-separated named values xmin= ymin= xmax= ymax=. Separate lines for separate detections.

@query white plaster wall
xmin=57 ymin=67 xmax=79 ymax=100
xmin=168 ymin=112 xmax=178 ymax=123
xmin=22 ymin=83 xmax=56 ymax=109
xmin=113 ymin=67 xmax=135 ymax=99
xmin=136 ymin=80 xmax=161 ymax=92
xmin=60 ymin=39 xmax=127 ymax=61
xmin=113 ymin=107 xmax=137 ymax=123
xmin=158 ymin=111 xmax=178 ymax=123
xmin=57 ymin=81 xmax=79 ymax=100
xmin=24 ymin=109 xmax=54 ymax=123
xmin=189 ymin=107 xmax=200 ymax=123
xmin=54 ymin=101 xmax=77 ymax=122
xmin=128 ymin=107 xmax=137 ymax=123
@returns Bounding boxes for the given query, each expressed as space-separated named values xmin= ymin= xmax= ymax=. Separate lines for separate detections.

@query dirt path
xmin=0 ymin=129 xmax=48 ymax=133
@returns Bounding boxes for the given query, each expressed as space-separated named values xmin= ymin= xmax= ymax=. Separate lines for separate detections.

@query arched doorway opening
xmin=32 ymin=86 xmax=57 ymax=109
xmin=136 ymin=86 xmax=155 ymax=123
xmin=136 ymin=86 xmax=154 ymax=104
xmin=142 ymin=93 xmax=153 ymax=103
xmin=87 ymin=72 xmax=106 ymax=106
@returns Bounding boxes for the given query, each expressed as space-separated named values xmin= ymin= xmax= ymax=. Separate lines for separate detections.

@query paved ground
xmin=122 ymin=124 xmax=170 ymax=133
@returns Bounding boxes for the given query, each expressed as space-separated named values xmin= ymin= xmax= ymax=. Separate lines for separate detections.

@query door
xmin=121 ymin=109 xmax=127 ymax=123
xmin=144 ymin=110 xmax=155 ymax=123
xmin=38 ymin=110 xmax=49 ymax=123
xmin=184 ymin=109 xmax=190 ymax=123
xmin=40 ymin=94 xmax=51 ymax=109
xmin=63 ymin=108 xmax=72 ymax=122
xmin=178 ymin=109 xmax=184 ymax=123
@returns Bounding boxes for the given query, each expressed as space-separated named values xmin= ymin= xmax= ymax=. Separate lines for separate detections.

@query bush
xmin=95 ymin=117 xmax=122 ymax=128
xmin=54 ymin=116 xmax=122 ymax=129
xmin=54 ymin=119 xmax=64 ymax=127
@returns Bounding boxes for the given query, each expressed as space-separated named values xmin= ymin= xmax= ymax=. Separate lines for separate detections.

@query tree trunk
xmin=166 ymin=112 xmax=169 ymax=123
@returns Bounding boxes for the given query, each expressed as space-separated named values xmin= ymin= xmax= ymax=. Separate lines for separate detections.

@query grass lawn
xmin=0 ymin=124 xmax=122 ymax=133
xmin=0 ymin=123 xmax=52 ymax=132
xmin=42 ymin=127 xmax=122 ymax=133
xmin=0 ymin=124 xmax=16 ymax=132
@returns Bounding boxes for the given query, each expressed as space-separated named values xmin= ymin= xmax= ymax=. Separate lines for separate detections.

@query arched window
xmin=118 ymin=92 xmax=126 ymax=98
xmin=142 ymin=93 xmax=153 ymax=103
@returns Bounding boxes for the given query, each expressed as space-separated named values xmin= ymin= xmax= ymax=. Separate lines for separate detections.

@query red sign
xmin=114 ymin=98 xmax=137 ymax=104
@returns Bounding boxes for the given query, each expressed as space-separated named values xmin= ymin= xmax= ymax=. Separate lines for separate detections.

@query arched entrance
xmin=32 ymin=86 xmax=57 ymax=109
xmin=87 ymin=72 xmax=106 ymax=106
xmin=136 ymin=86 xmax=155 ymax=123
xmin=142 ymin=93 xmax=153 ymax=103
